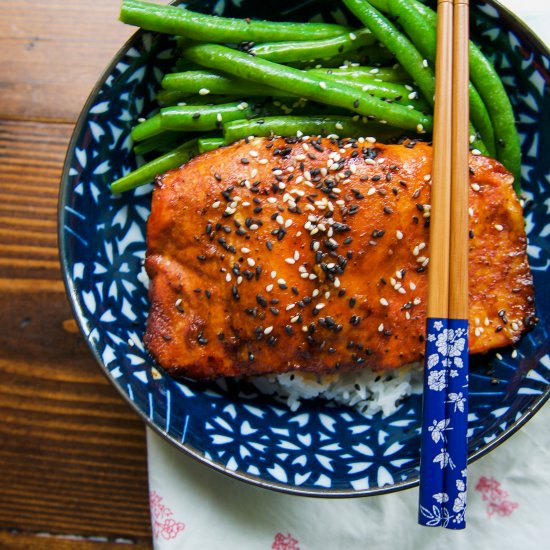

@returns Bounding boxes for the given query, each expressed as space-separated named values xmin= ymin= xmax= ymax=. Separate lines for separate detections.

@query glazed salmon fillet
xmin=144 ymin=137 xmax=535 ymax=379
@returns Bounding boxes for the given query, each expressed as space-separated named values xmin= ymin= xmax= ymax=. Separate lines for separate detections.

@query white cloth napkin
xmin=146 ymin=2 xmax=549 ymax=548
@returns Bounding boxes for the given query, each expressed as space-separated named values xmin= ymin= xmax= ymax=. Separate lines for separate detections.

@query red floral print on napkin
xmin=475 ymin=476 xmax=519 ymax=518
xmin=150 ymin=490 xmax=186 ymax=540
xmin=272 ymin=532 xmax=300 ymax=550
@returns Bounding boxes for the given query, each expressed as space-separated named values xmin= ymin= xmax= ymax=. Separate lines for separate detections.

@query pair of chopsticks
xmin=418 ymin=0 xmax=470 ymax=530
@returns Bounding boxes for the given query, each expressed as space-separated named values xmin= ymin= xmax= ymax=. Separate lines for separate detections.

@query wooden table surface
xmin=0 ymin=1 xmax=165 ymax=548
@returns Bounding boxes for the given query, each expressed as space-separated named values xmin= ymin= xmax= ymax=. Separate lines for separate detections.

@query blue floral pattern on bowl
xmin=59 ymin=0 xmax=550 ymax=496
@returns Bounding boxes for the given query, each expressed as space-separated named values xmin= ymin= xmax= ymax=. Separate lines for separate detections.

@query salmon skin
xmin=144 ymin=136 xmax=535 ymax=380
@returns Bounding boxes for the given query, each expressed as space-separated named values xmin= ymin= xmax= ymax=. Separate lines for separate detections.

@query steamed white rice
xmin=252 ymin=365 xmax=423 ymax=417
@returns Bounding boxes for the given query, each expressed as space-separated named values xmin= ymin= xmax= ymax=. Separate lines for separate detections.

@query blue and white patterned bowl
xmin=59 ymin=0 xmax=550 ymax=496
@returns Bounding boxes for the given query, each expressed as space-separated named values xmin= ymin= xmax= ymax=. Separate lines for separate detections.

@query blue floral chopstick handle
xmin=419 ymin=318 xmax=469 ymax=529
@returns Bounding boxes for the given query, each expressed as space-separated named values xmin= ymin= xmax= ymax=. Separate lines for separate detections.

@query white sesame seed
xmin=286 ymin=303 xmax=295 ymax=311
xmin=309 ymin=274 xmax=317 ymax=280
xmin=278 ymin=278 xmax=286 ymax=285
xmin=422 ymin=59 xmax=429 ymax=68
xmin=409 ymin=282 xmax=416 ymax=291
xmin=370 ymin=68 xmax=380 ymax=74
xmin=495 ymin=224 xmax=504 ymax=232
xmin=137 ymin=117 xmax=146 ymax=123
xmin=512 ymin=349 xmax=518 ymax=359
xmin=271 ymin=271 xmax=277 ymax=279
xmin=423 ymin=174 xmax=431 ymax=182
xmin=408 ymin=91 xmax=418 ymax=100
xmin=475 ymin=327 xmax=482 ymax=337
xmin=291 ymin=315 xmax=300 ymax=323
xmin=469 ymin=207 xmax=474 ymax=217
xmin=417 ymin=123 xmax=425 ymax=133
xmin=396 ymin=230 xmax=404 ymax=240
xmin=349 ymin=32 xmax=357 ymax=40
xmin=367 ymin=187 xmax=376 ymax=196
xmin=293 ymin=251 xmax=300 ymax=261
xmin=475 ymin=317 xmax=480 ymax=326
xmin=405 ymin=311 xmax=411 ymax=320
xmin=469 ymin=134 xmax=476 ymax=144
xmin=264 ymin=326 xmax=273 ymax=335
xmin=413 ymin=246 xmax=420 ymax=256
xmin=471 ymin=183 xmax=481 ymax=192
xmin=225 ymin=273 xmax=231 ymax=282
xmin=335 ymin=122 xmax=344 ymax=130
xmin=285 ymin=219 xmax=293 ymax=228
xmin=241 ymin=247 xmax=250 ymax=253
xmin=267 ymin=197 xmax=277 ymax=204
xmin=496 ymin=353 xmax=504 ymax=361
xmin=380 ymin=298 xmax=389 ymax=306
xmin=511 ymin=322 xmax=519 ymax=331
xmin=334 ymin=277 xmax=341 ymax=288
xmin=324 ymin=291 xmax=331 ymax=300
xmin=319 ymin=81 xmax=327 ymax=89
xmin=259 ymin=158 xmax=268 ymax=165
xmin=266 ymin=284 xmax=274 ymax=292
xmin=211 ymin=201 xmax=220 ymax=209
xmin=312 ymin=289 xmax=320 ymax=297
xmin=250 ymin=224 xmax=259 ymax=230
xmin=285 ymin=258 xmax=295 ymax=265
xmin=378 ymin=323 xmax=384 ymax=332
xmin=484 ymin=317 xmax=490 ymax=326
xmin=413 ymin=297 xmax=421 ymax=305
xmin=316 ymin=303 xmax=326 ymax=310
xmin=247 ymin=258 xmax=255 ymax=267
xmin=237 ymin=102 xmax=249 ymax=110
xmin=300 ymin=272 xmax=309 ymax=279
xmin=398 ymin=287 xmax=406 ymax=294
xmin=276 ymin=215 xmax=284 ymax=225
xmin=472 ymin=149 xmax=482 ymax=156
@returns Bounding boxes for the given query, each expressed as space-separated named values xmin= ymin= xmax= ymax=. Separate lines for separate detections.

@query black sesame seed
xmin=350 ymin=315 xmax=361 ymax=326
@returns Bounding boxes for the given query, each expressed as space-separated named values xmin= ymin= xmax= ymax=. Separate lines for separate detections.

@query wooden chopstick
xmin=427 ymin=0 xmax=453 ymax=321
xmin=419 ymin=0 xmax=470 ymax=530
xmin=449 ymin=0 xmax=470 ymax=320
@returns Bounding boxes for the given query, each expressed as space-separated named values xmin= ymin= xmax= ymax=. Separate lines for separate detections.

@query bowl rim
xmin=58 ymin=0 xmax=550 ymax=498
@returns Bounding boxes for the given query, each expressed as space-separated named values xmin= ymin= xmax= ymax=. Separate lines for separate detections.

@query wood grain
xmin=0 ymin=0 xmax=158 ymax=544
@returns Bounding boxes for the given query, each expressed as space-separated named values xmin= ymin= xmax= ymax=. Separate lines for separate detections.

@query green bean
xmin=133 ymin=131 xmax=180 ymax=155
xmin=319 ymin=75 xmax=430 ymax=110
xmin=306 ymin=66 xmax=410 ymax=83
xmin=162 ymin=69 xmax=427 ymax=110
xmin=159 ymin=102 xmax=257 ymax=131
xmin=222 ymin=116 xmax=408 ymax=144
xmin=379 ymin=0 xmax=521 ymax=182
xmin=131 ymin=113 xmax=162 ymax=142
xmin=198 ymin=137 xmax=225 ymax=153
xmin=342 ymin=0 xmax=435 ymax=107
xmin=374 ymin=0 xmax=495 ymax=156
xmin=342 ymin=0 xmax=490 ymax=155
xmin=162 ymin=71 xmax=293 ymax=97
xmin=250 ymin=28 xmax=375 ymax=63
xmin=120 ymin=0 xmax=349 ymax=42
xmin=182 ymin=44 xmax=433 ymax=133
xmin=110 ymin=139 xmax=198 ymax=193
